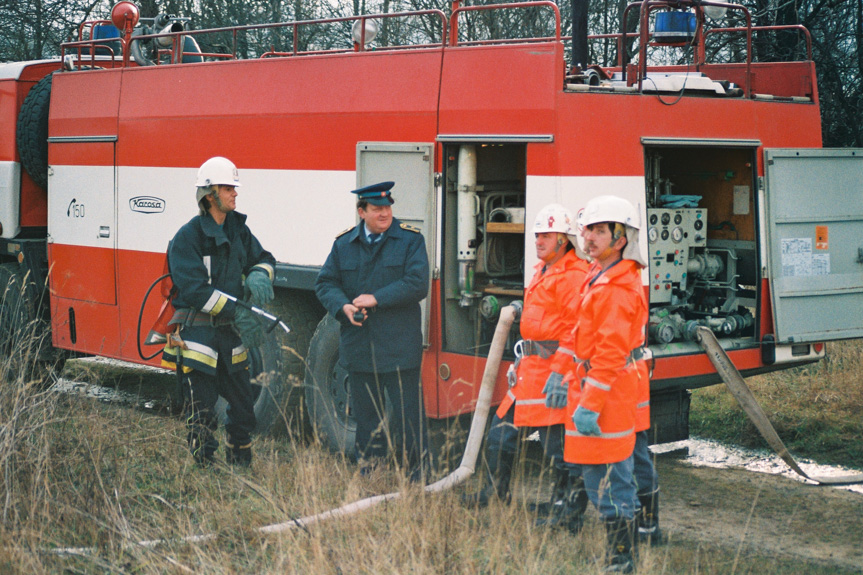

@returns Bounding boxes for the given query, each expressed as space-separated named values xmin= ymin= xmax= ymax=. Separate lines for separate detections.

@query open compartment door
xmin=764 ymin=148 xmax=863 ymax=343
xmin=356 ymin=142 xmax=436 ymax=345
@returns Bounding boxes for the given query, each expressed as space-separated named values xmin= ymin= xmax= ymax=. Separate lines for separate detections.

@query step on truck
xmin=1 ymin=0 xmax=862 ymax=453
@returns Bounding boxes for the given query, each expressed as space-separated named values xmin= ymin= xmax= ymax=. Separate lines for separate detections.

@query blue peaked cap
xmin=352 ymin=181 xmax=395 ymax=206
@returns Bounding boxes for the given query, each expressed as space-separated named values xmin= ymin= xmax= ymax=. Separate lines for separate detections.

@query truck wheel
xmin=267 ymin=289 xmax=325 ymax=435
xmin=304 ymin=314 xmax=356 ymax=453
xmin=16 ymin=73 xmax=53 ymax=190
xmin=215 ymin=317 xmax=286 ymax=435
xmin=0 ymin=262 xmax=64 ymax=386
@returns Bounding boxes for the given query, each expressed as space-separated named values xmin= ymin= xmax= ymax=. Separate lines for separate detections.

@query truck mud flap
xmin=695 ymin=326 xmax=863 ymax=486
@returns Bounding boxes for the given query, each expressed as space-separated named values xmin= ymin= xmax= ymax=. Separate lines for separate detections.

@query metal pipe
xmin=457 ymin=145 xmax=479 ymax=306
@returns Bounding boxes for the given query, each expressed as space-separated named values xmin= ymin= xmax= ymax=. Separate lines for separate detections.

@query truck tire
xmin=304 ymin=314 xmax=356 ymax=453
xmin=215 ymin=316 xmax=286 ymax=435
xmin=16 ymin=73 xmax=53 ymax=190
xmin=0 ymin=262 xmax=64 ymax=386
xmin=267 ymin=289 xmax=325 ymax=435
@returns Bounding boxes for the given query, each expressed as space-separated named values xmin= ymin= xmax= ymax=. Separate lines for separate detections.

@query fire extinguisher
xmin=137 ymin=271 xmax=175 ymax=361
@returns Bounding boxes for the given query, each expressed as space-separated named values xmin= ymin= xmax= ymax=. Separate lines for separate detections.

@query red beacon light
xmin=111 ymin=1 xmax=140 ymax=33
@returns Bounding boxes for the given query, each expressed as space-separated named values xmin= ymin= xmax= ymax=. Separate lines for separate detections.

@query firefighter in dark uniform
xmin=162 ymin=156 xmax=276 ymax=468
xmin=315 ymin=181 xmax=430 ymax=480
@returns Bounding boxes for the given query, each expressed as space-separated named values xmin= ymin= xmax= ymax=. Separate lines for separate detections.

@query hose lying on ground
xmin=695 ymin=326 xmax=863 ymax=486
xmin=259 ymin=303 xmax=518 ymax=533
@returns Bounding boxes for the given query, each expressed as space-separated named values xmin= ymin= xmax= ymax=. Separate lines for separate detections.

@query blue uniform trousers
xmin=349 ymin=367 xmax=428 ymax=468
xmin=569 ymin=457 xmax=636 ymax=521
xmin=632 ymin=430 xmax=659 ymax=497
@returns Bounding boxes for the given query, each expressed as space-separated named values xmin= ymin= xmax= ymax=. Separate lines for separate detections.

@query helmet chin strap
xmin=542 ymin=233 xmax=568 ymax=263
xmin=597 ymin=223 xmax=626 ymax=262
xmin=210 ymin=187 xmax=227 ymax=211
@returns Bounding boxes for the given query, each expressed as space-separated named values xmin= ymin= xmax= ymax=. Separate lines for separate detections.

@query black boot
xmin=535 ymin=471 xmax=588 ymax=533
xmin=637 ymin=491 xmax=662 ymax=544
xmin=225 ymin=439 xmax=252 ymax=467
xmin=461 ymin=449 xmax=514 ymax=507
xmin=604 ymin=518 xmax=635 ymax=573
xmin=188 ymin=425 xmax=219 ymax=468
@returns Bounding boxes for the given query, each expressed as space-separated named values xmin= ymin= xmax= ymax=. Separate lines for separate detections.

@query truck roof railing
xmin=59 ymin=1 xmax=815 ymax=101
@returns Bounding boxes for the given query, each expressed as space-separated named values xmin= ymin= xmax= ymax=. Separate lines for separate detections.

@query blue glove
xmin=542 ymin=372 xmax=568 ymax=409
xmin=245 ymin=269 xmax=274 ymax=306
xmin=234 ymin=306 xmax=265 ymax=349
xmin=572 ymin=406 xmax=601 ymax=436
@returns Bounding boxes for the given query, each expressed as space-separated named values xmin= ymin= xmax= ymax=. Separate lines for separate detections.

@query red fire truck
xmin=1 ymin=0 xmax=861 ymax=454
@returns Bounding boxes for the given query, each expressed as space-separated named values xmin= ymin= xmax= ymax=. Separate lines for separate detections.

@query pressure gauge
xmin=648 ymin=227 xmax=658 ymax=243
xmin=671 ymin=227 xmax=684 ymax=243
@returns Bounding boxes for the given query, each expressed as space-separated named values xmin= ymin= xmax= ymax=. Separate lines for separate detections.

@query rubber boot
xmin=637 ymin=491 xmax=662 ymax=545
xmin=461 ymin=448 xmax=514 ymax=507
xmin=535 ymin=471 xmax=588 ymax=534
xmin=225 ymin=439 xmax=252 ymax=467
xmin=604 ymin=518 xmax=635 ymax=573
xmin=188 ymin=425 xmax=219 ymax=468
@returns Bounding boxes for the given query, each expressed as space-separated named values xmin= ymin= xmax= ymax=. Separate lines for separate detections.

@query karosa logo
xmin=129 ymin=196 xmax=166 ymax=214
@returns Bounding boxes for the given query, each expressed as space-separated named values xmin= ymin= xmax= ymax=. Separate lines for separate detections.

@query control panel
xmin=646 ymin=208 xmax=707 ymax=303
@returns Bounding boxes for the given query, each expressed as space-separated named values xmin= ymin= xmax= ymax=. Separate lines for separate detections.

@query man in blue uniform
xmin=315 ymin=181 xmax=430 ymax=480
xmin=162 ymin=156 xmax=275 ymax=468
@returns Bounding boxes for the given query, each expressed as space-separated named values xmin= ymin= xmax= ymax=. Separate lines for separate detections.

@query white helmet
xmin=195 ymin=156 xmax=242 ymax=189
xmin=532 ymin=203 xmax=574 ymax=235
xmin=581 ymin=195 xmax=640 ymax=229
xmin=577 ymin=195 xmax=646 ymax=266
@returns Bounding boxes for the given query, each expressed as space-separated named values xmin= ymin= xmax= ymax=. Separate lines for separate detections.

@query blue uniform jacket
xmin=315 ymin=218 xmax=429 ymax=372
xmin=162 ymin=210 xmax=275 ymax=375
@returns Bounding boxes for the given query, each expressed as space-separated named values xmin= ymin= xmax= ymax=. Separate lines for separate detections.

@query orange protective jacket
xmin=496 ymin=250 xmax=589 ymax=427
xmin=562 ymin=259 xmax=648 ymax=465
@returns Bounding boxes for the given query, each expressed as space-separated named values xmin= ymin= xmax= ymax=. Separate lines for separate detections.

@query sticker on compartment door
xmin=780 ymin=237 xmax=830 ymax=277
xmin=815 ymin=225 xmax=829 ymax=250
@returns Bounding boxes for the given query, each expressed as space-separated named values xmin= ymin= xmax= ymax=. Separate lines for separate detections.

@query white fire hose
xmin=259 ymin=303 xmax=518 ymax=533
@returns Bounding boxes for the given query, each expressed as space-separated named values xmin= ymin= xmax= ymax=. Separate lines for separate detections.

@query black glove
xmin=234 ymin=306 xmax=265 ymax=349
xmin=245 ymin=269 xmax=274 ymax=307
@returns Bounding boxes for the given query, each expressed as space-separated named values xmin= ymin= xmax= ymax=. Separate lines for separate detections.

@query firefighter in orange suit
xmin=462 ymin=204 xmax=588 ymax=508
xmin=562 ymin=195 xmax=648 ymax=574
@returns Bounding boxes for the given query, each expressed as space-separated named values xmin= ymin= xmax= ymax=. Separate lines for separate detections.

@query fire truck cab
xmin=1 ymin=1 xmax=862 ymax=454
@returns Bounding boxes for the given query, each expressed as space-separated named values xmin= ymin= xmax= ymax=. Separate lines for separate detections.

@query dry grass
xmin=0 ymin=369 xmax=853 ymax=574
xmin=1 ymin=309 xmax=860 ymax=572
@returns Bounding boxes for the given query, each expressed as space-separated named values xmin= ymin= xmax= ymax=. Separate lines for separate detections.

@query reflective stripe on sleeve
xmin=202 ymin=290 xmax=230 ymax=315
xmin=636 ymin=400 xmax=650 ymax=410
xmin=252 ymin=263 xmax=275 ymax=281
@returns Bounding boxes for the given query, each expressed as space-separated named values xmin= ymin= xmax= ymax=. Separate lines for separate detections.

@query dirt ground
xmin=642 ymin=457 xmax=863 ymax=571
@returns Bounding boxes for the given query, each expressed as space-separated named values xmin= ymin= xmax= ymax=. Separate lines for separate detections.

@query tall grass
xmin=0 ymin=293 xmax=859 ymax=572
xmin=0 ymin=365 xmax=854 ymax=573
xmin=691 ymin=339 xmax=863 ymax=467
